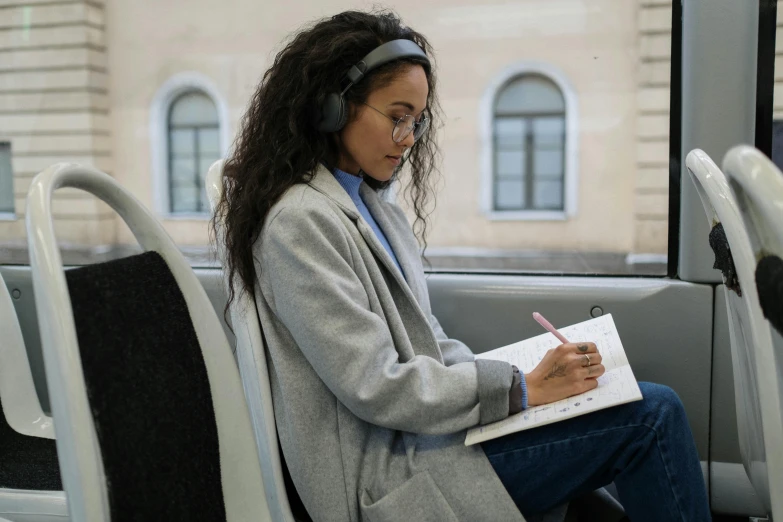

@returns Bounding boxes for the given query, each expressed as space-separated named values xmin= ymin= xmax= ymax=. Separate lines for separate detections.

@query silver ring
xmin=583 ymin=354 xmax=591 ymax=367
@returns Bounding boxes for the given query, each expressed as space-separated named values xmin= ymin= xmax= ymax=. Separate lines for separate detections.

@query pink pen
xmin=532 ymin=312 xmax=570 ymax=344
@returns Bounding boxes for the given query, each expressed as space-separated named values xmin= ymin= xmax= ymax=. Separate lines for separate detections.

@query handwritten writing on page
xmin=465 ymin=314 xmax=642 ymax=446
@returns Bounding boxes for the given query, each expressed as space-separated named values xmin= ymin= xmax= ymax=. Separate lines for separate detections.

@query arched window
xmin=492 ymin=75 xmax=566 ymax=211
xmin=167 ymin=91 xmax=220 ymax=214
xmin=150 ymin=72 xmax=228 ymax=218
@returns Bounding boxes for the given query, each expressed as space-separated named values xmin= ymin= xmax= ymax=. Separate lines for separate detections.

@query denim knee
xmin=637 ymin=382 xmax=687 ymax=428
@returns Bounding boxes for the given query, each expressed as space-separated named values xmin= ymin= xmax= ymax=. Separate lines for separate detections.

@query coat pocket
xmin=359 ymin=470 xmax=459 ymax=522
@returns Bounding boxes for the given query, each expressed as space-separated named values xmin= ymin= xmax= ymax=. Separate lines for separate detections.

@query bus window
xmin=0 ymin=1 xmax=675 ymax=275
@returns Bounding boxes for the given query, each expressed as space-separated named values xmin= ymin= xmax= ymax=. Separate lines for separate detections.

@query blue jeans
xmin=482 ymin=382 xmax=711 ymax=521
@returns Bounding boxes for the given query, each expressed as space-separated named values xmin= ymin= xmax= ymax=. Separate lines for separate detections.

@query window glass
xmin=0 ymin=1 xmax=672 ymax=274
xmin=0 ymin=143 xmax=14 ymax=216
xmin=495 ymin=75 xmax=565 ymax=115
xmin=493 ymin=99 xmax=565 ymax=213
xmin=166 ymin=92 xmax=220 ymax=215
xmin=772 ymin=121 xmax=783 ymax=170
xmin=771 ymin=8 xmax=783 ymax=172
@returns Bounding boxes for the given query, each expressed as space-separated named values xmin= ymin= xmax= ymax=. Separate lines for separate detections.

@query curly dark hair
xmin=211 ymin=9 xmax=442 ymax=316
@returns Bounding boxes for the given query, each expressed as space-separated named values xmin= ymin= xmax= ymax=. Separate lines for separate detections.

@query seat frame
xmin=26 ymin=162 xmax=269 ymax=521
xmin=0 ymin=273 xmax=67 ymax=521
xmin=206 ymin=160 xmax=299 ymax=522
xmin=686 ymin=148 xmax=783 ymax=520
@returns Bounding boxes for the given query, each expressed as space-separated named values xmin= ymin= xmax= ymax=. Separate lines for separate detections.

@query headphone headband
xmin=344 ymin=39 xmax=429 ymax=87
xmin=318 ymin=39 xmax=430 ymax=133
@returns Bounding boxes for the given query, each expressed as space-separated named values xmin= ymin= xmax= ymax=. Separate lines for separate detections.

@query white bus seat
xmin=25 ymin=163 xmax=270 ymax=522
xmin=0 ymin=272 xmax=54 ymax=440
xmin=0 ymin=490 xmax=68 ymax=522
xmin=206 ymin=160 xmax=302 ymax=522
xmin=722 ymin=145 xmax=783 ymax=521
xmin=724 ymin=145 xmax=783 ymax=338
xmin=205 ymin=160 xmax=626 ymax=522
xmin=0 ymin=273 xmax=68 ymax=522
xmin=686 ymin=148 xmax=783 ymax=520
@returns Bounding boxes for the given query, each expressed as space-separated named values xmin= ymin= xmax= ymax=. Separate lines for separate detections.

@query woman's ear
xmin=330 ymin=131 xmax=341 ymax=147
xmin=344 ymin=101 xmax=358 ymax=124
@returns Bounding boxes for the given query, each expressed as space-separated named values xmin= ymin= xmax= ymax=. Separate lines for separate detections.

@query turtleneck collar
xmin=330 ymin=167 xmax=364 ymax=199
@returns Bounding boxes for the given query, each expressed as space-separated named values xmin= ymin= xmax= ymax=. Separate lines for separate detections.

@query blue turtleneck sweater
xmin=331 ymin=167 xmax=404 ymax=277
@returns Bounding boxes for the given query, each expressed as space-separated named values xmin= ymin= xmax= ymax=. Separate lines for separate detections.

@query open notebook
xmin=465 ymin=314 xmax=643 ymax=446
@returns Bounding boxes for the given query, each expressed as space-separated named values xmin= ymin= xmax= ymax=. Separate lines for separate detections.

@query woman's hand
xmin=525 ymin=342 xmax=605 ymax=407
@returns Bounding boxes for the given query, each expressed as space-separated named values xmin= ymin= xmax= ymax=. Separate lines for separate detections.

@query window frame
xmin=480 ymin=62 xmax=579 ymax=222
xmin=150 ymin=72 xmax=229 ymax=220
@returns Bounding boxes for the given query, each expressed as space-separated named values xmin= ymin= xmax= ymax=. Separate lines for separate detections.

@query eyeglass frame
xmin=361 ymin=102 xmax=429 ymax=143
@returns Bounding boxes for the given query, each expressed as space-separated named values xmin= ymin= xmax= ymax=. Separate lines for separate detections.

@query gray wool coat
xmin=253 ymin=164 xmax=526 ymax=522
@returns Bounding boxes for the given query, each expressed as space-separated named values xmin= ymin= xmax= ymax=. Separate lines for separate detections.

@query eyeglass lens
xmin=392 ymin=115 xmax=429 ymax=143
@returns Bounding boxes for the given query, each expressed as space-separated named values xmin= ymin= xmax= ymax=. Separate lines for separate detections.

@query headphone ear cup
xmin=334 ymin=95 xmax=348 ymax=131
xmin=319 ymin=92 xmax=346 ymax=133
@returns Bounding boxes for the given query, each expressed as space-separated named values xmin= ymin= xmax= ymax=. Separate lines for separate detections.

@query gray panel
xmin=712 ymin=462 xmax=766 ymax=516
xmin=710 ymin=285 xmax=767 ymax=515
xmin=711 ymin=285 xmax=741 ymax=462
xmin=193 ymin=268 xmax=236 ymax=350
xmin=1 ymin=266 xmax=50 ymax=413
xmin=679 ymin=0 xmax=758 ymax=282
xmin=3 ymin=264 xmax=716 ymax=486
xmin=426 ymin=274 xmax=713 ymax=460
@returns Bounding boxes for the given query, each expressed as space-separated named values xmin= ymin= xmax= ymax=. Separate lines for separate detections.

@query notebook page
xmin=465 ymin=314 xmax=643 ymax=446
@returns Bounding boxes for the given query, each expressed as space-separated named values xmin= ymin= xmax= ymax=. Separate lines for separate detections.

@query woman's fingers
xmin=584 ymin=363 xmax=606 ymax=379
xmin=568 ymin=341 xmax=598 ymax=354
xmin=583 ymin=378 xmax=600 ymax=391
xmin=527 ymin=343 xmax=606 ymax=405
xmin=570 ymin=352 xmax=602 ymax=368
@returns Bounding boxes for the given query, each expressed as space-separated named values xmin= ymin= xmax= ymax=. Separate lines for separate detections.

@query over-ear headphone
xmin=317 ymin=39 xmax=430 ymax=133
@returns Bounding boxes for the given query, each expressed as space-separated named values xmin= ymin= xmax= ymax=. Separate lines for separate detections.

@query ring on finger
xmin=582 ymin=354 xmax=591 ymax=367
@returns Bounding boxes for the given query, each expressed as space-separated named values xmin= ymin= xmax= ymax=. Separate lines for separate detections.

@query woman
xmin=212 ymin=10 xmax=710 ymax=522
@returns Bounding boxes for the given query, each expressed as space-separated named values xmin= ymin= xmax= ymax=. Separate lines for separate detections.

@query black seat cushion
xmin=0 ymin=401 xmax=61 ymax=491
xmin=709 ymin=223 xmax=742 ymax=295
xmin=66 ymin=251 xmax=226 ymax=521
xmin=756 ymin=254 xmax=783 ymax=336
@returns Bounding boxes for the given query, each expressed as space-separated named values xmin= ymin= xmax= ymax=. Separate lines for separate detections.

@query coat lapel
xmin=360 ymin=185 xmax=429 ymax=308
xmin=306 ymin=165 xmax=360 ymax=219
xmin=307 ymin=166 xmax=425 ymax=310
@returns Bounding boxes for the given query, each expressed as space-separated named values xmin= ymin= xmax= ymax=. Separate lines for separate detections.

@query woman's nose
xmin=399 ymin=128 xmax=416 ymax=148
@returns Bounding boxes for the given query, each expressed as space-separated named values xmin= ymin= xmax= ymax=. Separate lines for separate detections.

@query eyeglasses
xmin=362 ymin=103 xmax=429 ymax=143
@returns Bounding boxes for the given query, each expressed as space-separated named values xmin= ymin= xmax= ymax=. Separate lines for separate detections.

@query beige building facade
xmin=0 ymin=0 xmax=681 ymax=267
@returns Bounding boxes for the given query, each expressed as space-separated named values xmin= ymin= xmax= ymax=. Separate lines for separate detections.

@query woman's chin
xmin=363 ymin=167 xmax=395 ymax=183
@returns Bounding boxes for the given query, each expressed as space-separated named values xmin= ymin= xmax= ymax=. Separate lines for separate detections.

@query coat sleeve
xmin=259 ymin=204 xmax=513 ymax=435
xmin=429 ymin=313 xmax=477 ymax=366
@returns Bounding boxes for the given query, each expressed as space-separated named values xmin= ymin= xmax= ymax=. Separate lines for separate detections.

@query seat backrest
xmin=206 ymin=160 xmax=300 ymax=522
xmin=26 ymin=163 xmax=269 ymax=521
xmin=722 ymin=146 xmax=783 ymax=520
xmin=0 ymin=271 xmax=54 ymax=440
xmin=724 ymin=145 xmax=783 ymax=337
xmin=0 ymin=271 xmax=61 ymax=492
xmin=686 ymin=149 xmax=783 ymax=519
